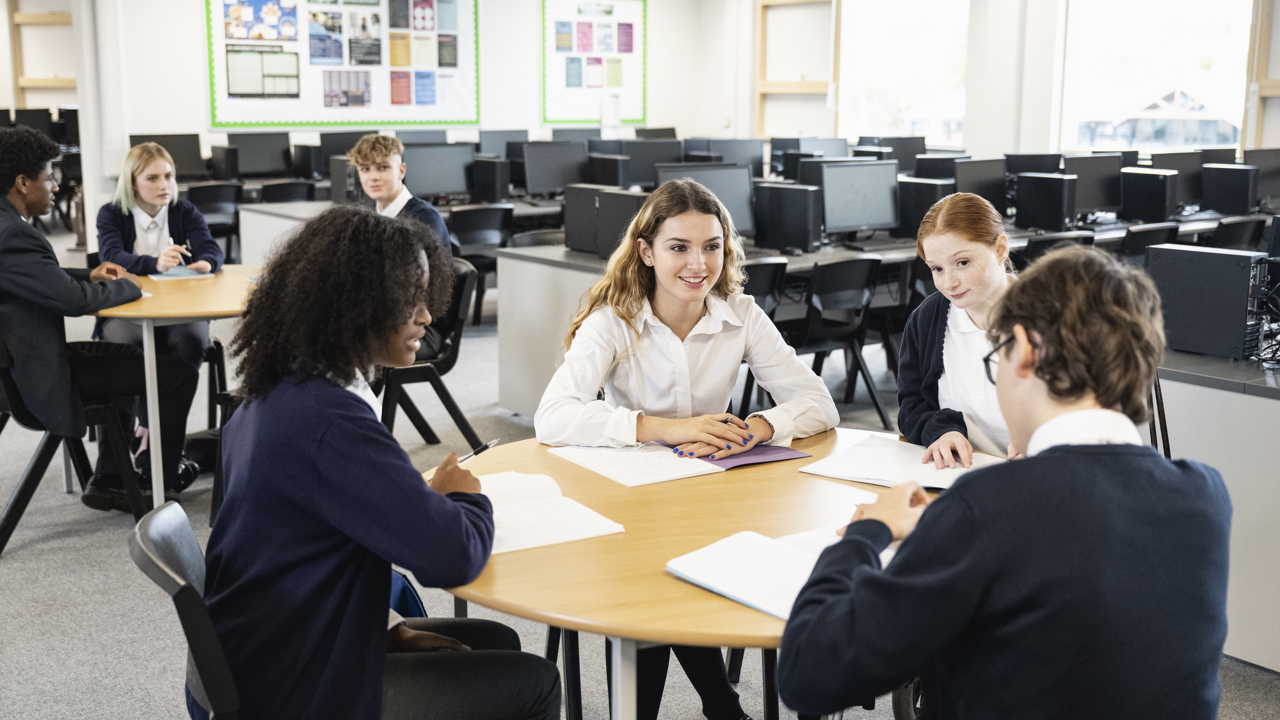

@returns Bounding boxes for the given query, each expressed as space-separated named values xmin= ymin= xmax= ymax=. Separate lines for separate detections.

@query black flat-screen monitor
xmin=552 ymin=128 xmax=601 ymax=143
xmin=954 ymin=158 xmax=1007 ymax=216
xmin=1198 ymin=147 xmax=1237 ymax=165
xmin=588 ymin=139 xmax=622 ymax=155
xmin=1244 ymin=148 xmax=1280 ymax=204
xmin=619 ymin=139 xmax=684 ymax=188
xmin=319 ymin=131 xmax=377 ymax=177
xmin=403 ymin=143 xmax=474 ymax=196
xmin=397 ymin=130 xmax=448 ymax=145
xmin=655 ymin=163 xmax=754 ymax=236
xmin=876 ymin=136 xmax=927 ymax=174
xmin=479 ymin=130 xmax=527 ymax=158
xmin=821 ymin=160 xmax=899 ymax=233
xmin=683 ymin=138 xmax=710 ymax=152
xmin=227 ymin=132 xmax=292 ymax=177
xmin=771 ymin=138 xmax=806 ymax=154
xmin=914 ymin=154 xmax=970 ymax=179
xmin=636 ymin=127 xmax=678 ymax=139
xmin=15 ymin=109 xmax=52 ymax=138
xmin=129 ymin=134 xmax=206 ymax=180
xmin=523 ymin=141 xmax=589 ymax=195
xmin=798 ymin=137 xmax=849 ymax=160
xmin=1149 ymin=151 xmax=1203 ymax=206
xmin=707 ymin=139 xmax=766 ymax=178
xmin=58 ymin=107 xmax=79 ymax=146
xmin=1063 ymin=153 xmax=1123 ymax=214
xmin=1005 ymin=153 xmax=1062 ymax=175
xmin=796 ymin=157 xmax=873 ymax=187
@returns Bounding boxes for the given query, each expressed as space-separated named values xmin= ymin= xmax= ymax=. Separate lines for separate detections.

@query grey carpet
xmin=0 ymin=235 xmax=1276 ymax=719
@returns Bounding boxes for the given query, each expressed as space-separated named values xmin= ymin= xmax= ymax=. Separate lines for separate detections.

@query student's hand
xmin=90 ymin=262 xmax=142 ymax=289
xmin=636 ymin=414 xmax=752 ymax=458
xmin=387 ymin=624 xmax=470 ymax=653
xmin=187 ymin=260 xmax=213 ymax=274
xmin=674 ymin=413 xmax=774 ymax=460
xmin=842 ymin=482 xmax=931 ymax=542
xmin=157 ymin=244 xmax=191 ymax=272
xmin=922 ymin=431 xmax=973 ymax=469
xmin=426 ymin=453 xmax=481 ymax=495
xmin=1006 ymin=443 xmax=1023 ymax=461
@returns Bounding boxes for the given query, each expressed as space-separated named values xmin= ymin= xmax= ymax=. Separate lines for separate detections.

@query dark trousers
xmin=382 ymin=618 xmax=562 ymax=720
xmin=605 ymin=642 xmax=744 ymax=720
xmin=67 ymin=342 xmax=198 ymax=481
xmin=100 ymin=317 xmax=210 ymax=367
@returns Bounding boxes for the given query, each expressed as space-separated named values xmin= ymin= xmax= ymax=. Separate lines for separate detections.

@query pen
xmin=457 ymin=438 xmax=499 ymax=465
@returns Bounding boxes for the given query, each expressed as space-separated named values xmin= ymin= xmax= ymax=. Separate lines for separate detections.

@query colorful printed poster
xmin=412 ymin=34 xmax=438 ymax=68
xmin=413 ymin=0 xmax=435 ymax=31
xmin=555 ymin=21 xmax=572 ymax=52
xmin=438 ymin=35 xmax=458 ymax=67
xmin=344 ymin=0 xmax=379 ymax=4
xmin=323 ymin=70 xmax=371 ymax=107
xmin=606 ymin=57 xmax=622 ymax=87
xmin=576 ymin=22 xmax=593 ymax=52
xmin=308 ymin=12 xmax=343 ymax=65
xmin=390 ymin=71 xmax=412 ymax=104
xmin=389 ymin=0 xmax=410 ymax=29
xmin=585 ymin=57 xmax=603 ymax=88
xmin=618 ymin=22 xmax=633 ymax=53
xmin=224 ymin=0 xmax=298 ymax=41
xmin=415 ymin=71 xmax=437 ymax=104
xmin=348 ymin=12 xmax=382 ymax=66
xmin=597 ymin=23 xmax=614 ymax=52
xmin=565 ymin=56 xmax=582 ymax=88
xmin=436 ymin=0 xmax=457 ymax=31
xmin=389 ymin=33 xmax=411 ymax=66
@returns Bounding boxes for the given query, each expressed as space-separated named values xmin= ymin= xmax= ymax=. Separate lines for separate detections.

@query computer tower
xmin=330 ymin=155 xmax=373 ymax=205
xmin=782 ymin=151 xmax=819 ymax=181
xmin=1014 ymin=173 xmax=1077 ymax=232
xmin=1146 ymin=244 xmax=1269 ymax=360
xmin=1201 ymin=163 xmax=1258 ymax=216
xmin=292 ymin=145 xmax=322 ymax=180
xmin=564 ymin=184 xmax=616 ymax=253
xmin=1120 ymin=168 xmax=1177 ymax=223
xmin=594 ymin=189 xmax=649 ymax=259
xmin=684 ymin=151 xmax=724 ymax=164
xmin=753 ymin=183 xmax=822 ymax=253
xmin=588 ymin=153 xmax=629 ymax=187
xmin=210 ymin=146 xmax=239 ymax=181
xmin=893 ymin=177 xmax=956 ymax=239
xmin=472 ymin=158 xmax=510 ymax=202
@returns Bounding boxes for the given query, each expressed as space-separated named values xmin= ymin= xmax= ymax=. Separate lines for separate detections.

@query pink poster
xmin=390 ymin=71 xmax=412 ymax=104
xmin=576 ymin=21 xmax=593 ymax=52
xmin=617 ymin=22 xmax=633 ymax=53
xmin=413 ymin=0 xmax=435 ymax=31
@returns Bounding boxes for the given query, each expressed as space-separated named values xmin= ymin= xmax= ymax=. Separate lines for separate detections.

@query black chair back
xmin=509 ymin=229 xmax=564 ymax=247
xmin=448 ymin=205 xmax=514 ymax=248
xmin=0 ymin=340 xmax=45 ymax=431
xmin=741 ymin=257 xmax=788 ymax=318
xmin=1208 ymin=216 xmax=1265 ymax=249
xmin=186 ymin=183 xmax=242 ymax=215
xmin=1014 ymin=230 xmax=1095 ymax=270
xmin=87 ymin=252 xmax=100 ymax=270
xmin=431 ymin=258 xmax=479 ymax=375
xmin=260 ymin=181 xmax=315 ymax=203
xmin=791 ymin=258 xmax=880 ymax=347
xmin=130 ymin=502 xmax=241 ymax=720
xmin=1118 ymin=222 xmax=1179 ymax=260
xmin=909 ymin=257 xmax=936 ymax=303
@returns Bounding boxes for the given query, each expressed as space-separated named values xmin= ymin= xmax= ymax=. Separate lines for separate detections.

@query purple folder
xmin=700 ymin=444 xmax=811 ymax=470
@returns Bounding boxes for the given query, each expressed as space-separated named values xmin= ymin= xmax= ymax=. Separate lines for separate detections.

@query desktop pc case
xmin=893 ymin=177 xmax=956 ymax=239
xmin=1201 ymin=164 xmax=1258 ymax=216
xmin=594 ymin=189 xmax=650 ymax=259
xmin=564 ymin=184 xmax=618 ymax=254
xmin=472 ymin=158 xmax=510 ymax=203
xmin=291 ymin=145 xmax=323 ymax=180
xmin=1146 ymin=244 xmax=1269 ymax=360
xmin=210 ymin=146 xmax=239 ymax=181
xmin=1014 ymin=173 xmax=1077 ymax=232
xmin=330 ymin=156 xmax=374 ymax=206
xmin=1120 ymin=168 xmax=1177 ymax=223
xmin=753 ymin=183 xmax=822 ymax=253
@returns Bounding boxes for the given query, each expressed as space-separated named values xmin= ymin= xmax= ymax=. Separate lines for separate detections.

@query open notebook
xmin=800 ymin=435 xmax=1003 ymax=491
xmin=478 ymin=472 xmax=624 ymax=554
xmin=548 ymin=443 xmax=810 ymax=488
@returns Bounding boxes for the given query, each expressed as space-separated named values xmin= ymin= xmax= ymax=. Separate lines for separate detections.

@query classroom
xmin=0 ymin=0 xmax=1278 ymax=718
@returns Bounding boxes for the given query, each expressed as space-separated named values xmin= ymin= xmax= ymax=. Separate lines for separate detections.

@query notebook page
xmin=549 ymin=444 xmax=725 ymax=487
xmin=491 ymin=497 xmax=624 ymax=554
xmin=778 ymin=524 xmax=898 ymax=568
xmin=478 ymin=472 xmax=563 ymax=508
xmin=666 ymin=531 xmax=820 ymax=620
xmin=800 ymin=435 xmax=1003 ymax=490
xmin=151 ymin=266 xmax=215 ymax=280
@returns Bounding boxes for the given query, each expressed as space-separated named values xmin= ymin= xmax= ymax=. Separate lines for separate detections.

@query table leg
xmin=608 ymin=636 xmax=638 ymax=720
xmin=61 ymin=443 xmax=74 ymax=493
xmin=142 ymin=319 xmax=165 ymax=509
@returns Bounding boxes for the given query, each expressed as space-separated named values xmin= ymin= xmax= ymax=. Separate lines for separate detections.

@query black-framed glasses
xmin=983 ymin=336 xmax=1015 ymax=384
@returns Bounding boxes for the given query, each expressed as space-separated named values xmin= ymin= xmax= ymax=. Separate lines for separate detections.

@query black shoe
xmin=135 ymin=456 xmax=202 ymax=494
xmin=82 ymin=474 xmax=179 ymax=513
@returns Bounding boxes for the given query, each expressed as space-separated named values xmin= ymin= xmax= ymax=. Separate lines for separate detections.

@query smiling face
xmin=133 ymin=158 xmax=175 ymax=214
xmin=637 ymin=211 xmax=725 ymax=311
xmin=357 ymin=153 xmax=406 ymax=205
xmin=922 ymin=231 xmax=1009 ymax=312
xmin=370 ymin=258 xmax=432 ymax=368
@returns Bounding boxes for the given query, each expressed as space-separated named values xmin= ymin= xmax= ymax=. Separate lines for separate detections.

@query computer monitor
xmin=796 ymin=157 xmax=873 ymax=188
xmin=15 ymin=109 xmax=52 ymax=138
xmin=319 ymin=131 xmax=377 ymax=177
xmin=707 ymin=139 xmax=766 ymax=178
xmin=1063 ymin=153 xmax=1123 ymax=215
xmin=1005 ymin=153 xmax=1062 ymax=174
xmin=58 ymin=107 xmax=79 ymax=146
xmin=588 ymin=139 xmax=622 ymax=155
xmin=552 ymin=128 xmax=601 ymax=143
xmin=479 ymin=130 xmax=527 ymax=158
xmin=655 ymin=163 xmax=754 ymax=236
xmin=771 ymin=138 xmax=806 ymax=154
xmin=954 ymin=158 xmax=1007 ymax=216
xmin=619 ymin=139 xmax=684 ymax=188
xmin=635 ymin=127 xmax=678 ymax=139
xmin=397 ymin=130 xmax=448 ymax=145
xmin=857 ymin=135 xmax=882 ymax=146
xmin=129 ymin=134 xmax=207 ymax=180
xmin=1243 ymin=148 xmax=1280 ymax=206
xmin=876 ymin=136 xmax=927 ymax=174
xmin=523 ymin=141 xmax=589 ymax=195
xmin=914 ymin=154 xmax=971 ymax=179
xmin=683 ymin=138 xmax=710 ymax=153
xmin=798 ymin=137 xmax=849 ymax=160
xmin=820 ymin=160 xmax=899 ymax=233
xmin=227 ymin=132 xmax=292 ymax=177
xmin=1198 ymin=147 xmax=1237 ymax=165
xmin=1148 ymin=151 xmax=1203 ymax=206
xmin=403 ymin=143 xmax=474 ymax=196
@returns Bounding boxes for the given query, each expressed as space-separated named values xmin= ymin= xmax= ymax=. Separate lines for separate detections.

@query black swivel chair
xmin=186 ymin=183 xmax=243 ymax=264
xmin=448 ymin=205 xmax=515 ymax=325
xmin=1115 ymin=222 xmax=1179 ymax=267
xmin=509 ymin=228 xmax=564 ymax=247
xmin=260 ymin=180 xmax=316 ymax=203
xmin=129 ymin=502 xmax=241 ymax=719
xmin=1011 ymin=231 xmax=1095 ymax=271
xmin=867 ymin=257 xmax=936 ymax=379
xmin=380 ymin=258 xmax=487 ymax=452
xmin=1207 ymin=216 xmax=1266 ymax=249
xmin=736 ymin=257 xmax=789 ymax=417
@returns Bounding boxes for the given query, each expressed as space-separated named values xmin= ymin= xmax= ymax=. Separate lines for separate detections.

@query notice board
xmin=542 ymin=0 xmax=646 ymax=125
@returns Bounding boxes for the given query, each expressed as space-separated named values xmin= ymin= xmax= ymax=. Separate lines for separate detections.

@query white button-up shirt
xmin=1024 ymin=408 xmax=1144 ymax=457
xmin=131 ymin=204 xmax=171 ymax=258
xmin=379 ymin=186 xmax=414 ymax=218
xmin=535 ymin=293 xmax=839 ymax=448
xmin=937 ymin=303 xmax=1011 ymax=456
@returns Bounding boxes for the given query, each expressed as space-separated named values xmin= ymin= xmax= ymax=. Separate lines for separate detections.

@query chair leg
xmin=762 ymin=648 xmax=779 ymax=720
xmin=811 ymin=350 xmax=828 ymax=376
xmin=738 ymin=370 xmax=756 ymax=418
xmin=842 ymin=347 xmax=861 ymax=404
xmin=395 ymin=393 xmax=442 ymax=445
xmin=545 ymin=626 xmax=561 ymax=663
xmin=851 ymin=340 xmax=892 ymax=431
xmin=66 ymin=438 xmax=94 ymax=493
xmin=561 ymin=629 xmax=583 ymax=720
xmin=0 ymin=433 xmax=62 ymax=557
xmin=381 ymin=373 xmax=403 ymax=433
xmin=0 ymin=411 xmax=9 ymax=438
xmin=471 ymin=273 xmax=487 ymax=325
xmin=100 ymin=410 xmax=148 ymax=521
xmin=454 ymin=596 xmax=468 ymax=617
xmin=726 ymin=647 xmax=745 ymax=684
xmin=206 ymin=364 xmax=218 ymax=430
xmin=424 ymin=366 xmax=486 ymax=451
xmin=1154 ymin=375 xmax=1170 ymax=459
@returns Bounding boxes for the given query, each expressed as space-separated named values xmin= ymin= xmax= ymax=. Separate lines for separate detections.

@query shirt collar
xmin=637 ymin=294 xmax=743 ymax=337
xmin=338 ymin=370 xmax=381 ymax=421
xmin=950 ymin=304 xmax=984 ymax=333
xmin=380 ymin=186 xmax=414 ymax=218
xmin=132 ymin=204 xmax=165 ymax=229
xmin=1024 ymin=408 xmax=1143 ymax=457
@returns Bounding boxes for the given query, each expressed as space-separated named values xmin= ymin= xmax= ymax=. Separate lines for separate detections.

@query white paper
xmin=476 ymin=472 xmax=623 ymax=554
xmin=778 ymin=524 xmax=898 ymax=567
xmin=666 ymin=531 xmax=819 ymax=620
xmin=151 ymin=266 xmax=215 ymax=280
xmin=799 ymin=435 xmax=1003 ymax=490
xmin=548 ymin=444 xmax=725 ymax=487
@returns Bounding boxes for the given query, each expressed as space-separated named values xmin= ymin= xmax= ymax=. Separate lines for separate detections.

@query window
xmin=1060 ymin=0 xmax=1252 ymax=152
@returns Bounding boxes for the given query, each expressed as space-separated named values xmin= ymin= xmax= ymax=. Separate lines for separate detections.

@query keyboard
xmin=1175 ymin=210 xmax=1225 ymax=223
xmin=523 ymin=199 xmax=563 ymax=208
xmin=847 ymin=238 xmax=918 ymax=253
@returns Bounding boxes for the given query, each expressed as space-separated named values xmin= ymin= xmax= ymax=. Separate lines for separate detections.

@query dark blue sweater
xmin=398 ymin=196 xmax=458 ymax=256
xmin=897 ymin=291 xmax=966 ymax=446
xmin=778 ymin=444 xmax=1231 ymax=720
xmin=195 ymin=375 xmax=494 ymax=720
xmin=96 ymin=200 xmax=225 ymax=275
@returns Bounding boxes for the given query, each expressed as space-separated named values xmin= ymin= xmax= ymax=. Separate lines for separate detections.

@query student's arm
xmin=95 ymin=204 xmax=159 ymax=275
xmin=534 ymin=312 xmax=642 ymax=447
xmin=180 ymin=202 xmax=224 ymax=272
xmin=778 ymin=492 xmax=989 ymax=716
xmin=741 ymin=303 xmax=839 ymax=446
xmin=0 ymin=226 xmax=141 ymax=316
xmin=896 ymin=302 xmax=965 ymax=445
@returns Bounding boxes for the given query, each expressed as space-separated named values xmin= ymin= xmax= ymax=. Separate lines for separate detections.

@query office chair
xmin=509 ymin=228 xmax=564 ymax=247
xmin=186 ymin=183 xmax=243 ymax=263
xmin=736 ymin=257 xmax=789 ymax=417
xmin=1206 ymin=216 xmax=1265 ymax=249
xmin=447 ymin=204 xmax=514 ymax=324
xmin=129 ymin=502 xmax=242 ymax=719
xmin=1115 ymin=222 xmax=1179 ymax=267
xmin=774 ymin=258 xmax=893 ymax=429
xmin=867 ymin=257 xmax=936 ymax=378
xmin=260 ymin=180 xmax=315 ymax=203
xmin=1149 ymin=375 xmax=1171 ymax=460
xmin=1011 ymin=231 xmax=1095 ymax=271
xmin=0 ymin=339 xmax=147 ymax=557
xmin=380 ymin=258 xmax=487 ymax=452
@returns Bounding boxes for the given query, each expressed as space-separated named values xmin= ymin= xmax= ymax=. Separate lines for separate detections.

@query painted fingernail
xmin=677 ymin=451 xmax=684 ymax=456
xmin=726 ymin=444 xmax=732 ymax=450
xmin=672 ymin=448 xmax=677 ymax=453
xmin=742 ymin=440 xmax=748 ymax=445
xmin=710 ymin=455 xmax=716 ymax=459
xmin=748 ymin=434 xmax=754 ymax=439
xmin=745 ymin=423 xmax=750 ymax=428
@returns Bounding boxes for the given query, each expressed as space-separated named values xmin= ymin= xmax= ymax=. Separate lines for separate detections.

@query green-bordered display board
xmin=542 ymin=0 xmax=645 ymax=125
xmin=207 ymin=0 xmax=479 ymax=128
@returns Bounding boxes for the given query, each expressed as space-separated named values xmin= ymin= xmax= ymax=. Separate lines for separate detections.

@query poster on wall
xmin=542 ymin=0 xmax=645 ymax=125
xmin=207 ymin=0 xmax=478 ymax=128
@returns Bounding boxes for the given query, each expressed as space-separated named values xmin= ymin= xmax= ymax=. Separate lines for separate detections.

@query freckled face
xmin=922 ymin=232 xmax=1009 ymax=311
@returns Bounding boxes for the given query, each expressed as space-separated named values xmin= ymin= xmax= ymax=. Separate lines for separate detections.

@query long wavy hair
xmin=563 ymin=178 xmax=746 ymax=350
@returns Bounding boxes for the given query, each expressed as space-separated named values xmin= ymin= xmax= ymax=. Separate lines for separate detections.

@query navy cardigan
xmin=96 ymin=200 xmax=225 ymax=276
xmin=779 ymin=444 xmax=1231 ymax=719
xmin=896 ymin=291 xmax=966 ymax=446
xmin=397 ymin=196 xmax=457 ymax=256
xmin=194 ymin=375 xmax=494 ymax=720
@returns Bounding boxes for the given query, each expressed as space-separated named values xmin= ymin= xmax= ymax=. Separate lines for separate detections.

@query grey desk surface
xmin=495 ymin=242 xmax=917 ymax=274
xmin=237 ymin=200 xmax=561 ymax=222
xmin=1159 ymin=350 xmax=1280 ymax=401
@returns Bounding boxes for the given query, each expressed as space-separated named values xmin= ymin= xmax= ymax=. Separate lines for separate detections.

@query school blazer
xmin=96 ymin=200 xmax=225 ymax=276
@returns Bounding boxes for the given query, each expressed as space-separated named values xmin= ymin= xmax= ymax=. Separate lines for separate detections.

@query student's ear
xmin=636 ymin=238 xmax=654 ymax=267
xmin=996 ymin=234 xmax=1010 ymax=267
xmin=1011 ymin=324 xmax=1039 ymax=379
xmin=397 ymin=162 xmax=406 ymax=181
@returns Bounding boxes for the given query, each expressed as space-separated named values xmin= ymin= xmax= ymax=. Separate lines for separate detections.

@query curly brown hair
xmin=987 ymin=244 xmax=1165 ymax=424
xmin=231 ymin=205 xmax=454 ymax=402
